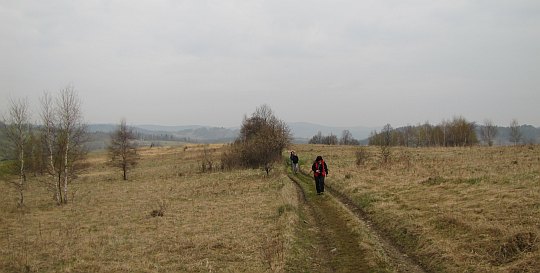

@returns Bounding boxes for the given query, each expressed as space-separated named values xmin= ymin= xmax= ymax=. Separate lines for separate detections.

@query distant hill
xmin=135 ymin=124 xmax=206 ymax=132
xmin=87 ymin=122 xmax=379 ymax=144
xmin=287 ymin=122 xmax=381 ymax=143
xmin=86 ymin=124 xmax=240 ymax=148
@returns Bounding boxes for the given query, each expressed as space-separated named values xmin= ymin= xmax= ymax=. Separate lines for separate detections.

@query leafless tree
xmin=447 ymin=116 xmax=477 ymax=147
xmin=3 ymin=98 xmax=31 ymax=207
xmin=40 ymin=92 xmax=61 ymax=203
xmin=310 ymin=131 xmax=339 ymax=145
xmin=380 ymin=124 xmax=393 ymax=163
xmin=108 ymin=119 xmax=139 ymax=180
xmin=509 ymin=119 xmax=522 ymax=146
xmin=339 ymin=130 xmax=359 ymax=145
xmin=309 ymin=131 xmax=324 ymax=144
xmin=40 ymin=87 xmax=87 ymax=205
xmin=480 ymin=119 xmax=498 ymax=146
xmin=340 ymin=130 xmax=353 ymax=145
xmin=324 ymin=134 xmax=338 ymax=145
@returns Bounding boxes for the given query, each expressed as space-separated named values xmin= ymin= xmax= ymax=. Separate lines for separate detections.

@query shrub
xmin=222 ymin=105 xmax=291 ymax=171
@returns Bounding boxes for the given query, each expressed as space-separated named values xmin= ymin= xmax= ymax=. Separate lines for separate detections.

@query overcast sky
xmin=1 ymin=0 xmax=539 ymax=128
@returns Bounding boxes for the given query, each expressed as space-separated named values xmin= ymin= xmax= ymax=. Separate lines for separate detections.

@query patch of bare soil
xmin=288 ymin=172 xmax=427 ymax=273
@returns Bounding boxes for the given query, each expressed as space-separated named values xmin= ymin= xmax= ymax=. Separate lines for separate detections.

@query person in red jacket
xmin=311 ymin=155 xmax=328 ymax=195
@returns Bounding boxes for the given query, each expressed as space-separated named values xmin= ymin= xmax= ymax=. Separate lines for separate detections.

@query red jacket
xmin=312 ymin=160 xmax=328 ymax=177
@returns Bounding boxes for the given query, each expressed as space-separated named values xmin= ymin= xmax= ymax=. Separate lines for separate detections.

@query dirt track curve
xmin=287 ymin=172 xmax=427 ymax=273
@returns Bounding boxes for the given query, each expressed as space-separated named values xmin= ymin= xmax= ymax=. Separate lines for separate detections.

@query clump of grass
xmin=492 ymin=232 xmax=538 ymax=265
xmin=261 ymin=234 xmax=285 ymax=272
xmin=421 ymin=175 xmax=447 ymax=185
xmin=355 ymin=193 xmax=378 ymax=209
xmin=355 ymin=147 xmax=370 ymax=166
xmin=432 ymin=214 xmax=471 ymax=236
xmin=277 ymin=204 xmax=295 ymax=216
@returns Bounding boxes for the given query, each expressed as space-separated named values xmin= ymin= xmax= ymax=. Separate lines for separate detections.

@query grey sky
xmin=1 ymin=0 xmax=539 ymax=127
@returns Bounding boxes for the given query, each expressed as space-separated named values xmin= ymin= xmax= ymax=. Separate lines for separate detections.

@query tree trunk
xmin=57 ymin=173 xmax=62 ymax=205
xmin=63 ymin=139 xmax=69 ymax=204
xmin=18 ymin=148 xmax=25 ymax=207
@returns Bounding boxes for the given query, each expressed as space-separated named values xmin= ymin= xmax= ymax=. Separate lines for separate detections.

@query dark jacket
xmin=290 ymin=154 xmax=299 ymax=164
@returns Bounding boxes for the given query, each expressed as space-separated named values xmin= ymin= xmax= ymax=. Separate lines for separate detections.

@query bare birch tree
xmin=509 ymin=119 xmax=522 ymax=146
xmin=480 ymin=119 xmax=498 ymax=146
xmin=40 ymin=87 xmax=87 ymax=205
xmin=3 ymin=98 xmax=31 ymax=207
xmin=108 ymin=119 xmax=139 ymax=180
xmin=40 ymin=92 xmax=62 ymax=204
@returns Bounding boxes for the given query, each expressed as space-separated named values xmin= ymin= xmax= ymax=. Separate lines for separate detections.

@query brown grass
xmin=292 ymin=144 xmax=540 ymax=272
xmin=3 ymin=144 xmax=539 ymax=272
xmin=0 ymin=145 xmax=299 ymax=272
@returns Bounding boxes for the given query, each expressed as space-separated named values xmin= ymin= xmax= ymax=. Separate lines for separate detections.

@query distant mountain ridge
xmin=287 ymin=122 xmax=380 ymax=141
xmin=87 ymin=122 xmax=380 ymax=143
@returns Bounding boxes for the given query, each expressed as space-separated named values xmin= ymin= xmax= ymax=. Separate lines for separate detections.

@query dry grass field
xmin=0 ymin=145 xmax=300 ymax=272
xmin=2 ymin=143 xmax=539 ymax=272
xmin=293 ymin=144 xmax=540 ymax=273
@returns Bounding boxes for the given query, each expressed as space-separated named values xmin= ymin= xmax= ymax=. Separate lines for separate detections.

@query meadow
xmin=1 ymin=144 xmax=539 ymax=272
xmin=294 ymin=144 xmax=540 ymax=273
xmin=0 ymin=145 xmax=299 ymax=272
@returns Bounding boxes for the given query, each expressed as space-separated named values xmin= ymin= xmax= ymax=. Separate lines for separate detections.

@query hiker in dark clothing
xmin=311 ymin=155 xmax=328 ymax=195
xmin=290 ymin=151 xmax=299 ymax=174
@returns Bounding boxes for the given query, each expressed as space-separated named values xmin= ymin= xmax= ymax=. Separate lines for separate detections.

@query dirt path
xmin=287 ymin=172 xmax=427 ymax=273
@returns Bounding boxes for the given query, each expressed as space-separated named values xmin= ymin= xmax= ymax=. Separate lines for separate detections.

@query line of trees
xmin=368 ymin=117 xmax=531 ymax=147
xmin=369 ymin=116 xmax=478 ymax=147
xmin=309 ymin=130 xmax=360 ymax=145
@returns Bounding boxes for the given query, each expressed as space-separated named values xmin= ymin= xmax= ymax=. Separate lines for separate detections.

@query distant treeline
xmin=308 ymin=130 xmax=360 ymax=145
xmin=304 ymin=117 xmax=539 ymax=147
xmin=134 ymin=131 xmax=190 ymax=142
xmin=368 ymin=117 xmax=539 ymax=147
xmin=369 ymin=117 xmax=477 ymax=147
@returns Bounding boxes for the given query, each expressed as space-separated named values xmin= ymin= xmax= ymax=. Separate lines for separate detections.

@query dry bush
xmin=379 ymin=145 xmax=391 ymax=165
xmin=150 ymin=199 xmax=167 ymax=217
xmin=355 ymin=146 xmax=370 ymax=166
xmin=222 ymin=105 xmax=291 ymax=173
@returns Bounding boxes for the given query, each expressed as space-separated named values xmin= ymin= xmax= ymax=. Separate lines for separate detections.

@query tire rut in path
xmin=288 ymin=173 xmax=427 ymax=273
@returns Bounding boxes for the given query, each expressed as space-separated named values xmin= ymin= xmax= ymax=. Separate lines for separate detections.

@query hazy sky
xmin=1 ymin=0 xmax=539 ymax=127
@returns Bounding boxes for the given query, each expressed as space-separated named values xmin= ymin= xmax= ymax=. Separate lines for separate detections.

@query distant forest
xmin=367 ymin=118 xmax=539 ymax=147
